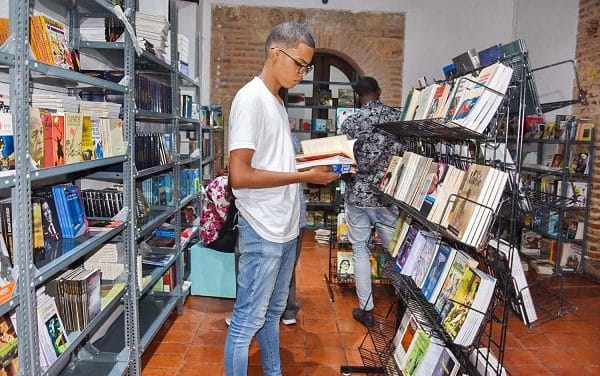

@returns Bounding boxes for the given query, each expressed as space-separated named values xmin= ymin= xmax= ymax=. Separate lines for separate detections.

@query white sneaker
xmin=281 ymin=317 xmax=296 ymax=325
xmin=225 ymin=315 xmax=232 ymax=326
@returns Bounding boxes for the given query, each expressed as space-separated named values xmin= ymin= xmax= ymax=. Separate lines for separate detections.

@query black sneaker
xmin=352 ymin=308 xmax=374 ymax=328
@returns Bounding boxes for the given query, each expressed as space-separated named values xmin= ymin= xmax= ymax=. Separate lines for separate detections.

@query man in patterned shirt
xmin=340 ymin=76 xmax=404 ymax=327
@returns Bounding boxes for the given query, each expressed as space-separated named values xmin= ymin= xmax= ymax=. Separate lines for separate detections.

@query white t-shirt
xmin=229 ymin=77 xmax=299 ymax=243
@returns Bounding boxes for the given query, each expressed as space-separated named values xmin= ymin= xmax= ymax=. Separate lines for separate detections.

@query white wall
xmin=199 ymin=0 xmax=578 ymax=109
xmin=513 ymin=0 xmax=580 ymax=117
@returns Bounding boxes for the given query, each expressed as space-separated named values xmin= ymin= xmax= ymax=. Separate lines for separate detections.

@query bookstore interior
xmin=0 ymin=0 xmax=598 ymax=375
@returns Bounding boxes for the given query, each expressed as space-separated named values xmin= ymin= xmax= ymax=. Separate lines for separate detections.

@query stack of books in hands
xmin=295 ymin=135 xmax=356 ymax=174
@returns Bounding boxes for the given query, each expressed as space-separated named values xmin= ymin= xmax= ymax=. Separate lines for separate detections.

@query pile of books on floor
xmin=314 ymin=228 xmax=331 ymax=244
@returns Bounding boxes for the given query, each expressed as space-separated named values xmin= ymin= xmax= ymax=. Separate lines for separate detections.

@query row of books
xmin=289 ymin=118 xmax=335 ymax=132
xmin=28 ymin=15 xmax=78 ymax=71
xmin=336 ymin=251 xmax=387 ymax=281
xmin=306 ymin=186 xmax=333 ymax=203
xmin=28 ymin=107 xmax=125 ymax=170
xmin=45 ymin=268 xmax=102 ymax=332
xmin=387 ymin=218 xmax=497 ymax=346
xmin=381 ymin=153 xmax=509 ymax=248
xmin=179 ymin=130 xmax=198 ymax=156
xmin=522 ymin=149 xmax=591 ymax=175
xmin=520 ymin=230 xmax=583 ymax=272
xmin=141 ymin=174 xmax=173 ymax=206
xmin=523 ymin=176 xmax=588 ymax=207
xmin=402 ymin=62 xmax=514 ymax=134
xmin=80 ymin=184 xmax=150 ymax=225
xmin=523 ymin=114 xmax=594 ymax=142
xmin=134 ymin=133 xmax=172 ymax=170
xmin=287 ymin=88 xmax=355 ymax=107
xmin=305 ymin=211 xmax=336 ymax=229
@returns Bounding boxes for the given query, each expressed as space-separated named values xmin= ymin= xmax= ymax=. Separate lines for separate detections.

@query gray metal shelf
xmin=178 ymin=72 xmax=199 ymax=87
xmin=34 ymin=223 xmax=127 ymax=286
xmin=29 ymin=61 xmax=128 ymax=92
xmin=202 ymin=156 xmax=216 ymax=166
xmin=179 ymin=155 xmax=202 ymax=166
xmin=44 ymin=285 xmax=126 ymax=376
xmin=32 ymin=156 xmax=127 ymax=183
xmin=135 ymin=109 xmax=175 ymax=121
xmin=140 ymin=251 xmax=181 ymax=296
xmin=136 ymin=208 xmax=177 ymax=240
xmin=180 ymin=191 xmax=200 ymax=208
xmin=58 ymin=347 xmax=130 ymax=376
xmin=178 ymin=117 xmax=200 ymax=125
xmin=136 ymin=163 xmax=175 ymax=179
xmin=0 ymin=51 xmax=14 ymax=66
xmin=139 ymin=294 xmax=179 ymax=353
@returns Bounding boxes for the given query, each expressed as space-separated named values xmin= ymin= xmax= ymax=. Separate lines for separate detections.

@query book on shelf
xmin=29 ymin=15 xmax=77 ymax=70
xmin=336 ymin=107 xmax=356 ymax=128
xmin=412 ymin=83 xmax=440 ymax=120
xmin=52 ymin=184 xmax=89 ymax=238
xmin=434 ymin=250 xmax=478 ymax=313
xmin=337 ymin=88 xmax=354 ymax=107
xmin=36 ymin=287 xmax=70 ymax=369
xmin=41 ymin=112 xmax=65 ymax=167
xmin=337 ymin=251 xmax=354 ymax=278
xmin=80 ymin=115 xmax=94 ymax=161
xmin=318 ymin=88 xmax=333 ymax=106
xmin=0 ymin=232 xmax=15 ymax=305
xmin=84 ymin=243 xmax=125 ymax=281
xmin=488 ymin=238 xmax=537 ymax=324
xmin=287 ymin=93 xmax=306 ymax=106
xmin=470 ymin=347 xmax=507 ymax=376
xmin=0 ymin=112 xmax=14 ymax=172
xmin=387 ymin=214 xmax=412 ymax=258
xmin=336 ymin=212 xmax=349 ymax=244
xmin=401 ymin=88 xmax=421 ymax=121
xmin=0 ymin=313 xmax=18 ymax=374
xmin=557 ymin=181 xmax=588 ymax=207
xmin=569 ymin=151 xmax=590 ymax=174
xmin=452 ymin=48 xmax=480 ymax=75
xmin=402 ymin=328 xmax=430 ymax=376
xmin=420 ymin=162 xmax=449 ymax=217
xmin=29 ymin=107 xmax=45 ymax=169
xmin=64 ymin=112 xmax=83 ymax=164
xmin=380 ymin=155 xmax=403 ymax=196
xmin=575 ymin=121 xmax=593 ymax=141
xmin=566 ymin=219 xmax=584 ymax=240
xmin=427 ymin=166 xmax=466 ymax=227
xmin=446 ymin=164 xmax=508 ymax=247
xmin=560 ymin=243 xmax=583 ymax=271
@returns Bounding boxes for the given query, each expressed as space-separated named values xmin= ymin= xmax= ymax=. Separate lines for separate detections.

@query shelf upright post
xmin=12 ymin=0 xmax=41 ymax=375
xmin=123 ymin=0 xmax=141 ymax=374
xmin=170 ymin=0 xmax=184 ymax=313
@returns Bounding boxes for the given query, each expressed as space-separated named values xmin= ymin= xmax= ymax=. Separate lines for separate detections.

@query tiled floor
xmin=142 ymin=232 xmax=600 ymax=375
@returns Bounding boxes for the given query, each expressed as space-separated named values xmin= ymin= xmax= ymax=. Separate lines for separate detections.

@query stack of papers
xmin=136 ymin=12 xmax=170 ymax=61
xmin=32 ymin=93 xmax=79 ymax=113
xmin=79 ymin=100 xmax=122 ymax=118
xmin=80 ymin=18 xmax=106 ymax=41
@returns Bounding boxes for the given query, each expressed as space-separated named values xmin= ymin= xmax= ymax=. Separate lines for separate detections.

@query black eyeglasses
xmin=271 ymin=47 xmax=314 ymax=75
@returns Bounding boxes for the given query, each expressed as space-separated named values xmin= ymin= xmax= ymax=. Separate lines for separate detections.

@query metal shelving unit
xmin=2 ymin=0 xmax=205 ymax=374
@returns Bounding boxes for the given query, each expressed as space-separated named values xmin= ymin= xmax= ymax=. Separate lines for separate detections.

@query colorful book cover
xmin=42 ymin=113 xmax=65 ymax=167
xmin=0 ymin=314 xmax=18 ymax=366
xmin=0 ymin=113 xmax=14 ymax=171
xmin=91 ymin=117 xmax=104 ymax=159
xmin=442 ymin=266 xmax=481 ymax=338
xmin=81 ymin=115 xmax=94 ymax=160
xmin=64 ymin=112 xmax=83 ymax=164
xmin=337 ymin=251 xmax=354 ymax=277
xmin=337 ymin=88 xmax=354 ymax=107
xmin=403 ymin=329 xmax=430 ymax=376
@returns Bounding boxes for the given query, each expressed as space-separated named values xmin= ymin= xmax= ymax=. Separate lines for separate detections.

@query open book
xmin=295 ymin=135 xmax=356 ymax=170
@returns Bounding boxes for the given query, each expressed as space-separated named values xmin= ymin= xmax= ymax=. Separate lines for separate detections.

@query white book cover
xmin=473 ymin=64 xmax=514 ymax=133
xmin=441 ymin=73 xmax=476 ymax=121
xmin=489 ymin=238 xmax=537 ymax=324
xmin=411 ymin=161 xmax=438 ymax=210
xmin=461 ymin=167 xmax=501 ymax=247
xmin=400 ymin=230 xmax=435 ymax=276
xmin=413 ymin=83 xmax=440 ymax=120
xmin=402 ymin=88 xmax=421 ymax=121
xmin=405 ymin=156 xmax=433 ymax=206
xmin=451 ymin=63 xmax=502 ymax=130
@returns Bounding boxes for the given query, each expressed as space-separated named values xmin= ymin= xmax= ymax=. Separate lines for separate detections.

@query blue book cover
xmin=421 ymin=243 xmax=453 ymax=302
xmin=51 ymin=185 xmax=72 ymax=238
xmin=57 ymin=185 xmax=88 ymax=238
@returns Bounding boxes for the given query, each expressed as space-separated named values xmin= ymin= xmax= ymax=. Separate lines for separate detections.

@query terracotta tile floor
xmin=142 ymin=232 xmax=600 ymax=375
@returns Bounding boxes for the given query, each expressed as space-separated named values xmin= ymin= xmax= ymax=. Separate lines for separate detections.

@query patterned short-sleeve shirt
xmin=340 ymin=100 xmax=405 ymax=207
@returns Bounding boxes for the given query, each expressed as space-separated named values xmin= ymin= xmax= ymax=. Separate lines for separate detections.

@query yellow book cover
xmin=64 ymin=112 xmax=83 ymax=164
xmin=81 ymin=115 xmax=94 ymax=160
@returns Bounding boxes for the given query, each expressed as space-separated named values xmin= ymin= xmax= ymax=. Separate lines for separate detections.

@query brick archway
xmin=211 ymin=5 xmax=405 ymax=151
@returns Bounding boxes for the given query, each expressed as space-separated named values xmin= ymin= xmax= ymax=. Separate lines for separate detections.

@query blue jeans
xmin=224 ymin=216 xmax=297 ymax=376
xmin=346 ymin=205 xmax=398 ymax=311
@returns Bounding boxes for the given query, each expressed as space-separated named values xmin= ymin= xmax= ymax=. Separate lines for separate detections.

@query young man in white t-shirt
xmin=224 ymin=22 xmax=339 ymax=376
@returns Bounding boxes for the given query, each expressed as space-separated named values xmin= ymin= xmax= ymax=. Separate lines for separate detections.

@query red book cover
xmin=42 ymin=113 xmax=65 ymax=167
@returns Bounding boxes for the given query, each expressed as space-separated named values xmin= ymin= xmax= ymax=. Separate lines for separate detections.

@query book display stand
xmin=2 ymin=1 xmax=207 ymax=375
xmin=340 ymin=39 xmax=587 ymax=375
